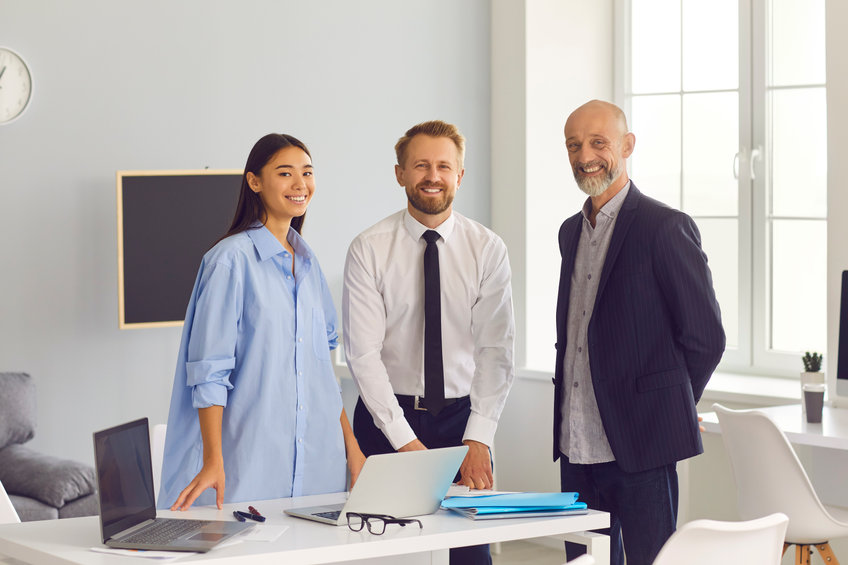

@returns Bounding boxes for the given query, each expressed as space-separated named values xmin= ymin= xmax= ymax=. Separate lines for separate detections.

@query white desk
xmin=0 ymin=492 xmax=610 ymax=565
xmin=700 ymin=404 xmax=848 ymax=450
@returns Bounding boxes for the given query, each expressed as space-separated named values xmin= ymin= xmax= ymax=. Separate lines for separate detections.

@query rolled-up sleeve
xmin=186 ymin=261 xmax=242 ymax=408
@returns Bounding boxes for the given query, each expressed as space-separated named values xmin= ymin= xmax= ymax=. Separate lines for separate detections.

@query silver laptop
xmin=93 ymin=418 xmax=253 ymax=552
xmin=285 ymin=445 xmax=468 ymax=525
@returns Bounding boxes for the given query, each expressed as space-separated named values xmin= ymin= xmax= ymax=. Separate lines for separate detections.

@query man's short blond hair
xmin=394 ymin=120 xmax=466 ymax=168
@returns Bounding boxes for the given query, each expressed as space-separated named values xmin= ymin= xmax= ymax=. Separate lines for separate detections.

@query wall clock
xmin=0 ymin=47 xmax=33 ymax=125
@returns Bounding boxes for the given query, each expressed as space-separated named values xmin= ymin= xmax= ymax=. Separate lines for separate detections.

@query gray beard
xmin=573 ymin=161 xmax=621 ymax=197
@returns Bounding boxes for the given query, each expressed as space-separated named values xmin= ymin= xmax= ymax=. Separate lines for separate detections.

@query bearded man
xmin=553 ymin=100 xmax=725 ymax=565
xmin=343 ymin=120 xmax=515 ymax=565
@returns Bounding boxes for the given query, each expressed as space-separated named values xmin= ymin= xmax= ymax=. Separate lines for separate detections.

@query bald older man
xmin=552 ymin=100 xmax=725 ymax=565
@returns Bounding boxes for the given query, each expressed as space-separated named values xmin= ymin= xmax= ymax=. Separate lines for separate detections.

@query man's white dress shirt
xmin=343 ymin=210 xmax=515 ymax=450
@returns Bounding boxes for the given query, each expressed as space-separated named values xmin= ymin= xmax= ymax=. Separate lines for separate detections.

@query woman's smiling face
xmin=247 ymin=145 xmax=315 ymax=223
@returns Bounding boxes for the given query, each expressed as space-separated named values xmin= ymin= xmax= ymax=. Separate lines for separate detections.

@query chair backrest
xmin=713 ymin=404 xmax=833 ymax=541
xmin=652 ymin=513 xmax=788 ymax=565
xmin=0 ymin=480 xmax=20 ymax=524
xmin=150 ymin=423 xmax=167 ymax=503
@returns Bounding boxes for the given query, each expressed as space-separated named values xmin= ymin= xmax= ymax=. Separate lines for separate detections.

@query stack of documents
xmin=441 ymin=492 xmax=588 ymax=520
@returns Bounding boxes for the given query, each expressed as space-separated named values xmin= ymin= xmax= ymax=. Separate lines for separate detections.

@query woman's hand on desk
xmin=171 ymin=458 xmax=225 ymax=511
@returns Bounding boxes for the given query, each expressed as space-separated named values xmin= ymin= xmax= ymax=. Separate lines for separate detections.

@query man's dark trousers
xmin=354 ymin=396 xmax=492 ymax=565
xmin=560 ymin=455 xmax=678 ymax=565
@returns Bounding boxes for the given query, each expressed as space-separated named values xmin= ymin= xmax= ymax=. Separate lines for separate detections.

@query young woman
xmin=158 ymin=134 xmax=365 ymax=510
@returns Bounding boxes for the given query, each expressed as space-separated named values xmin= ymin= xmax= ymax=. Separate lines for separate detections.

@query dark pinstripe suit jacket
xmin=553 ymin=183 xmax=725 ymax=472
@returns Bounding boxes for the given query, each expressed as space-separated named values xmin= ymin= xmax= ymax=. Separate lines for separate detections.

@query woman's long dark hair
xmin=220 ymin=133 xmax=311 ymax=241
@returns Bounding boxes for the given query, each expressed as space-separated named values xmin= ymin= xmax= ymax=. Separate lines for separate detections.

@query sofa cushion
xmin=57 ymin=492 xmax=98 ymax=519
xmin=0 ymin=445 xmax=96 ymax=508
xmin=0 ymin=372 xmax=36 ymax=450
xmin=8 ymin=494 xmax=58 ymax=521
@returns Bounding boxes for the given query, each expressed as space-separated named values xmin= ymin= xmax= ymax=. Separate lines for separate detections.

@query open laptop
xmin=93 ymin=417 xmax=253 ymax=552
xmin=285 ymin=445 xmax=468 ymax=525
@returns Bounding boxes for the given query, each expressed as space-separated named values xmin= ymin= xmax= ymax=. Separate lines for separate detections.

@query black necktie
xmin=422 ymin=230 xmax=445 ymax=416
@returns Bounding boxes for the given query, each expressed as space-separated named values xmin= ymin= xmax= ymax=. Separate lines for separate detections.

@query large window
xmin=623 ymin=0 xmax=827 ymax=375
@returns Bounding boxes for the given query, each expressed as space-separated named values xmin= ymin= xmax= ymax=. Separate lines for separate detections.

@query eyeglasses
xmin=346 ymin=512 xmax=423 ymax=535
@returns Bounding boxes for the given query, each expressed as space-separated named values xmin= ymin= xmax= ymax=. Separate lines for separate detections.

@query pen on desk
xmin=248 ymin=505 xmax=262 ymax=517
xmin=233 ymin=510 xmax=246 ymax=522
xmin=237 ymin=510 xmax=266 ymax=522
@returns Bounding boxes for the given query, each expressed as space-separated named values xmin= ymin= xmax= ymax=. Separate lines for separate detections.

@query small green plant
xmin=802 ymin=351 xmax=823 ymax=372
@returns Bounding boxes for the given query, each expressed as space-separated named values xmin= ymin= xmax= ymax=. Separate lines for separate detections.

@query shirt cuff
xmin=191 ymin=382 xmax=229 ymax=409
xmin=382 ymin=417 xmax=418 ymax=451
xmin=461 ymin=412 xmax=498 ymax=448
xmin=185 ymin=357 xmax=236 ymax=387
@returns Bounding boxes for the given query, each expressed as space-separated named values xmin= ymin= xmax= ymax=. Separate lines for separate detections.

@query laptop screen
xmin=93 ymin=418 xmax=157 ymax=541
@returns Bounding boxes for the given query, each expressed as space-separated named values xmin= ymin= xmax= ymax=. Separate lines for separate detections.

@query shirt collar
xmin=581 ymin=180 xmax=631 ymax=222
xmin=246 ymin=223 xmax=311 ymax=261
xmin=402 ymin=209 xmax=456 ymax=242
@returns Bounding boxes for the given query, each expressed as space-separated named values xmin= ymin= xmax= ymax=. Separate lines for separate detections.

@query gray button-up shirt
xmin=559 ymin=182 xmax=631 ymax=463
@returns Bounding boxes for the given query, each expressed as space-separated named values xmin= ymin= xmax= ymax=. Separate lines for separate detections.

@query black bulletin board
xmin=117 ymin=170 xmax=242 ymax=329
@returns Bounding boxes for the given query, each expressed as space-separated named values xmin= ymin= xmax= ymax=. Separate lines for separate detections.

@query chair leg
xmin=813 ymin=542 xmax=840 ymax=565
xmin=796 ymin=544 xmax=811 ymax=565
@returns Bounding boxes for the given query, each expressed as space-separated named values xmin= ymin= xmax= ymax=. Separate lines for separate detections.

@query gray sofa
xmin=0 ymin=372 xmax=98 ymax=521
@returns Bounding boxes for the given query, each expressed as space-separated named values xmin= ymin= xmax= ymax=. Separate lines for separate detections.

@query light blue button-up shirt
xmin=157 ymin=225 xmax=345 ymax=508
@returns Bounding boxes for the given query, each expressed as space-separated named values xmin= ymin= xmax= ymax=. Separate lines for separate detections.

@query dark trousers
xmin=560 ymin=455 xmax=678 ymax=565
xmin=354 ymin=396 xmax=492 ymax=565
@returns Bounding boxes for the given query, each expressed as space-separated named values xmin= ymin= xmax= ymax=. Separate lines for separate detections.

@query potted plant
xmin=801 ymin=352 xmax=825 ymax=413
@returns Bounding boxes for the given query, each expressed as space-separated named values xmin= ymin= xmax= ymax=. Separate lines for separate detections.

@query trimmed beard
xmin=406 ymin=182 xmax=454 ymax=216
xmin=573 ymin=159 xmax=622 ymax=197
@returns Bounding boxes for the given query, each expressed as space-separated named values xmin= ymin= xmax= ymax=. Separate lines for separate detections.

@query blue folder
xmin=441 ymin=492 xmax=581 ymax=510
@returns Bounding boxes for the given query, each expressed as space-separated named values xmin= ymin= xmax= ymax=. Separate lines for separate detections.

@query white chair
xmin=150 ymin=424 xmax=167 ymax=503
xmin=652 ymin=513 xmax=788 ymax=565
xmin=0 ymin=481 xmax=20 ymax=524
xmin=714 ymin=403 xmax=848 ymax=564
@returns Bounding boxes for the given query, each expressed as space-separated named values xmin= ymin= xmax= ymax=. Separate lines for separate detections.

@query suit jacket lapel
xmin=595 ymin=183 xmax=641 ymax=302
xmin=556 ymin=215 xmax=582 ymax=342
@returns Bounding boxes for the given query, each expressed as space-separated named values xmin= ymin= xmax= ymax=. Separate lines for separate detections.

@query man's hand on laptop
xmin=398 ymin=438 xmax=427 ymax=452
xmin=459 ymin=440 xmax=493 ymax=490
xmin=171 ymin=458 xmax=225 ymax=511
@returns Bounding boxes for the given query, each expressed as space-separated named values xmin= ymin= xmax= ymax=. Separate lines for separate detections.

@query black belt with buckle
xmin=395 ymin=394 xmax=468 ymax=412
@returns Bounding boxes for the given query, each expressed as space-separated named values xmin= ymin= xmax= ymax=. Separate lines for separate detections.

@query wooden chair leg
xmin=813 ymin=542 xmax=840 ymax=565
xmin=796 ymin=544 xmax=811 ymax=565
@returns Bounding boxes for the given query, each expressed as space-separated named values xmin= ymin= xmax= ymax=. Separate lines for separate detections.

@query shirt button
xmin=298 ymin=338 xmax=303 ymax=343
xmin=587 ymin=274 xmax=592 ymax=280
xmin=582 ymin=310 xmax=586 ymax=316
xmin=298 ymin=371 xmax=303 ymax=376
xmin=573 ymin=381 xmax=579 ymax=388
xmin=297 ymin=438 xmax=303 ymax=443
xmin=287 ymin=275 xmax=292 ymax=280
xmin=299 ymin=405 xmax=304 ymax=411
xmin=578 ymin=347 xmax=582 ymax=353
xmin=591 ymin=241 xmax=597 ymax=246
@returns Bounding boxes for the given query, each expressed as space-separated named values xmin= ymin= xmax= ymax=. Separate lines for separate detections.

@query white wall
xmin=0 ymin=0 xmax=492 ymax=464
xmin=491 ymin=0 xmax=614 ymax=493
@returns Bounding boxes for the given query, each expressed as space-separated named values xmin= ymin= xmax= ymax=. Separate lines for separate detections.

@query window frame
xmin=616 ymin=0 xmax=827 ymax=378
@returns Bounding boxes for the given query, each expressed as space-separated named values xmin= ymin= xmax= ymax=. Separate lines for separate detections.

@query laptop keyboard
xmin=314 ymin=510 xmax=341 ymax=520
xmin=121 ymin=519 xmax=212 ymax=544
